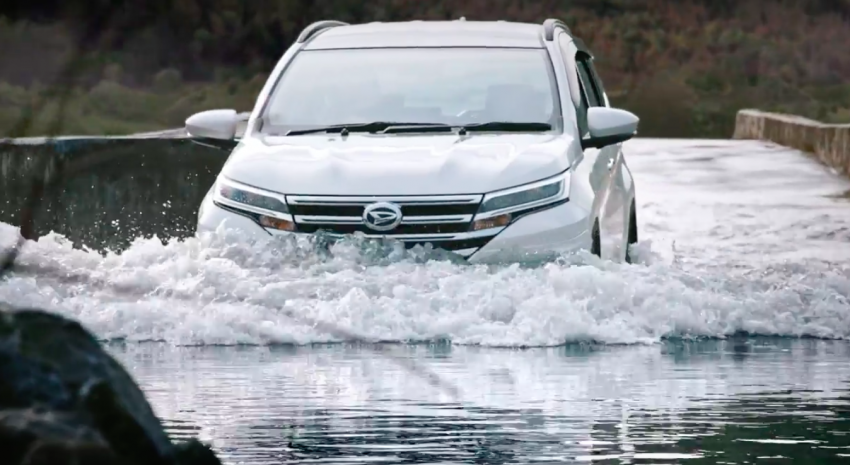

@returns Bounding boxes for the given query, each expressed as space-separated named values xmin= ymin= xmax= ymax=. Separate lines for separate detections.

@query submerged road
xmin=630 ymin=138 xmax=850 ymax=269
xmin=1 ymin=138 xmax=850 ymax=463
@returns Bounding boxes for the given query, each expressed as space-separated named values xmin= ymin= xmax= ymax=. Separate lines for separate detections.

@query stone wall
xmin=0 ymin=137 xmax=229 ymax=253
xmin=0 ymin=115 xmax=250 ymax=253
xmin=733 ymin=109 xmax=850 ymax=178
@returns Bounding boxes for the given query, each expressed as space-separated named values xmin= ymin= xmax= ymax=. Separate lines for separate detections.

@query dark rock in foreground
xmin=0 ymin=304 xmax=222 ymax=465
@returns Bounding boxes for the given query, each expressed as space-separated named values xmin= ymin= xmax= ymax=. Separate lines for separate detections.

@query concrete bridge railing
xmin=1 ymin=114 xmax=251 ymax=253
xmin=733 ymin=109 xmax=850 ymax=178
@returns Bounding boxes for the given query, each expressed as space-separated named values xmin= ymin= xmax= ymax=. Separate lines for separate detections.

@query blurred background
xmin=2 ymin=4 xmax=850 ymax=464
xmin=2 ymin=0 xmax=849 ymax=139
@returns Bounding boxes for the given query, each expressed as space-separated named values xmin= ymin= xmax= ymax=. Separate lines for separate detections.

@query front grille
xmin=289 ymin=203 xmax=478 ymax=217
xmin=284 ymin=194 xmax=500 ymax=254
xmin=400 ymin=235 xmax=494 ymax=251
xmin=296 ymin=222 xmax=470 ymax=235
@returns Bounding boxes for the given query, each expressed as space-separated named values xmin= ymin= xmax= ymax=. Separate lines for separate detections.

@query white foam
xmin=1 ymin=220 xmax=848 ymax=347
xmin=2 ymin=139 xmax=849 ymax=346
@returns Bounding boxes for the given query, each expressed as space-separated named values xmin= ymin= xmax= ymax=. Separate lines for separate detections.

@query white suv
xmin=187 ymin=18 xmax=640 ymax=264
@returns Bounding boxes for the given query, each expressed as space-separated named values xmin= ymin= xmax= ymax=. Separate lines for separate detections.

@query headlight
xmin=472 ymin=171 xmax=570 ymax=230
xmin=212 ymin=176 xmax=295 ymax=231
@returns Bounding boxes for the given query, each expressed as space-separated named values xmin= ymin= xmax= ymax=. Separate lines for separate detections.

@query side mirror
xmin=186 ymin=109 xmax=238 ymax=140
xmin=582 ymin=107 xmax=639 ymax=149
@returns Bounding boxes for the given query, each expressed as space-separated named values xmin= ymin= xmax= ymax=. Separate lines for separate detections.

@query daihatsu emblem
xmin=362 ymin=202 xmax=403 ymax=231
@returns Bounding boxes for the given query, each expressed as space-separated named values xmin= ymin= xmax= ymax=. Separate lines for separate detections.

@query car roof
xmin=302 ymin=20 xmax=548 ymax=50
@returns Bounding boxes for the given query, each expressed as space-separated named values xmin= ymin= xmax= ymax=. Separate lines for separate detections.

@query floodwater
xmin=119 ymin=340 xmax=850 ymax=464
xmin=2 ymin=138 xmax=850 ymax=463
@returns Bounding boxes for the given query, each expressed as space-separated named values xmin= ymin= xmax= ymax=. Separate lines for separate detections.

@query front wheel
xmin=625 ymin=200 xmax=638 ymax=264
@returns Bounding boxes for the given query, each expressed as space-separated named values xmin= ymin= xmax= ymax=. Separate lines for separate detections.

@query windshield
xmin=260 ymin=47 xmax=561 ymax=134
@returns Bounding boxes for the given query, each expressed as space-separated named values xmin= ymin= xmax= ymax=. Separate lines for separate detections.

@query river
xmin=1 ymin=138 xmax=849 ymax=463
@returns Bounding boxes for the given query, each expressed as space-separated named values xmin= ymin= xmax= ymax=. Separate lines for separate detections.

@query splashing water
xmin=1 ymin=221 xmax=848 ymax=347
xmin=1 ymin=139 xmax=849 ymax=346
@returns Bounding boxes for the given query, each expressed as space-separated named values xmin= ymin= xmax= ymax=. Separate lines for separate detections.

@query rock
xmin=0 ymin=304 xmax=222 ymax=465
xmin=0 ymin=408 xmax=119 ymax=464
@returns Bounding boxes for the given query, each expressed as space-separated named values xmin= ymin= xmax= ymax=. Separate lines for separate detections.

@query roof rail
xmin=296 ymin=20 xmax=348 ymax=43
xmin=542 ymin=18 xmax=571 ymax=41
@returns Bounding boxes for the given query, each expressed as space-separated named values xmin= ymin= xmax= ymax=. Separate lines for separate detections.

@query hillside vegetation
xmin=2 ymin=0 xmax=849 ymax=138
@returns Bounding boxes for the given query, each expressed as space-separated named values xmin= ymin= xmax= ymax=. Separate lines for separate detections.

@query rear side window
xmin=576 ymin=58 xmax=603 ymax=108
xmin=585 ymin=59 xmax=609 ymax=107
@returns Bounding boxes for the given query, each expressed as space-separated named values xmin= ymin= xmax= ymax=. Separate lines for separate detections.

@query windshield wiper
xmin=458 ymin=122 xmax=553 ymax=133
xmin=286 ymin=122 xmax=453 ymax=136
xmin=284 ymin=121 xmax=552 ymax=136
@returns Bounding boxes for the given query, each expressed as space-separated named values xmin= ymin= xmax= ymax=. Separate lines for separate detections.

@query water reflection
xmin=110 ymin=339 xmax=850 ymax=464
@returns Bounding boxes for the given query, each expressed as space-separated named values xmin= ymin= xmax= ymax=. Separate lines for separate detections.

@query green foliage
xmin=152 ymin=69 xmax=183 ymax=93
xmin=0 ymin=75 xmax=267 ymax=136
xmin=1 ymin=0 xmax=850 ymax=138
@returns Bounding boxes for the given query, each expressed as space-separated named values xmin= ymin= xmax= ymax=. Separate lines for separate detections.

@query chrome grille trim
xmin=286 ymin=193 xmax=485 ymax=239
xmin=282 ymin=193 xmax=494 ymax=257
xmin=402 ymin=214 xmax=472 ymax=224
xmin=294 ymin=214 xmax=474 ymax=225
xmin=286 ymin=194 xmax=483 ymax=205
xmin=265 ymin=227 xmax=505 ymax=241
xmin=295 ymin=216 xmax=362 ymax=224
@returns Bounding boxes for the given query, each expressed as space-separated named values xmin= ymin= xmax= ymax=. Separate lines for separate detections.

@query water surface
xmin=115 ymin=339 xmax=850 ymax=464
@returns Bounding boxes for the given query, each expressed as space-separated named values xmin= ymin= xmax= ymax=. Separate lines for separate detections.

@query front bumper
xmin=196 ymin=196 xmax=592 ymax=264
xmin=466 ymin=200 xmax=591 ymax=264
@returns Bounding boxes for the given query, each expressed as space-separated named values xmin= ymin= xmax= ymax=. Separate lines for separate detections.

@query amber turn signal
xmin=259 ymin=215 xmax=296 ymax=231
xmin=472 ymin=213 xmax=511 ymax=231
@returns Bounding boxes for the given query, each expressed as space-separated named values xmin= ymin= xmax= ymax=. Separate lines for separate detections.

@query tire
xmin=625 ymin=200 xmax=638 ymax=264
xmin=591 ymin=220 xmax=601 ymax=258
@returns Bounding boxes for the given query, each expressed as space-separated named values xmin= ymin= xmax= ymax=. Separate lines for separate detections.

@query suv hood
xmin=221 ymin=133 xmax=573 ymax=196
